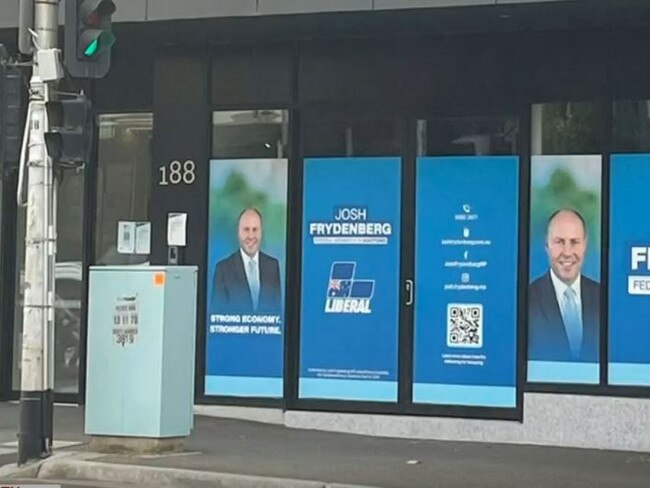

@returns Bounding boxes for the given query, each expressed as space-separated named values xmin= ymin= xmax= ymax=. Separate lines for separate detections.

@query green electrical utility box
xmin=85 ymin=266 xmax=198 ymax=438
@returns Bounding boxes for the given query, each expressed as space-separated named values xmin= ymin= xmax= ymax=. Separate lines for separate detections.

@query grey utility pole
xmin=17 ymin=0 xmax=60 ymax=464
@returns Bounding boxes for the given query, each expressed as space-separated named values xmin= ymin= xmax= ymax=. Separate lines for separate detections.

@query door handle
xmin=405 ymin=279 xmax=414 ymax=306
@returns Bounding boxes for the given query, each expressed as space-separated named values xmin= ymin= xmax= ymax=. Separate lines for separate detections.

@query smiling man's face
xmin=546 ymin=210 xmax=587 ymax=285
xmin=238 ymin=209 xmax=262 ymax=257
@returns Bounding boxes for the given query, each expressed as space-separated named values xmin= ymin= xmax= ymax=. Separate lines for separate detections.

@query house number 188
xmin=158 ymin=160 xmax=196 ymax=186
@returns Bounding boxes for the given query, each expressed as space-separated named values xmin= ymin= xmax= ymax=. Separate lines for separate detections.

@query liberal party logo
xmin=325 ymin=262 xmax=374 ymax=314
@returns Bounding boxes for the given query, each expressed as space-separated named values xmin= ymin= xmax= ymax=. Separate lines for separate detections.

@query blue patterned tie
xmin=248 ymin=259 xmax=260 ymax=311
xmin=563 ymin=287 xmax=583 ymax=360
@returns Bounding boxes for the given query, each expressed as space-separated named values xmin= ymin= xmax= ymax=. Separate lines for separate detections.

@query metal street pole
xmin=18 ymin=0 xmax=59 ymax=465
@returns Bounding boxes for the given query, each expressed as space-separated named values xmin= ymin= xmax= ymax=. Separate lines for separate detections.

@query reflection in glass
xmin=531 ymin=102 xmax=601 ymax=155
xmin=212 ymin=110 xmax=288 ymax=159
xmin=12 ymin=208 xmax=25 ymax=391
xmin=302 ymin=114 xmax=401 ymax=157
xmin=95 ymin=113 xmax=153 ymax=266
xmin=613 ymin=100 xmax=650 ymax=153
xmin=416 ymin=117 xmax=519 ymax=157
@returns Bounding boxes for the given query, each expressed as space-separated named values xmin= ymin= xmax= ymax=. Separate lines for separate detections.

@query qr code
xmin=447 ymin=303 xmax=483 ymax=348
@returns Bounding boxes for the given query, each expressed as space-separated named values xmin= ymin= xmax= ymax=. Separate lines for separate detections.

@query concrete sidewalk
xmin=1 ymin=401 xmax=650 ymax=488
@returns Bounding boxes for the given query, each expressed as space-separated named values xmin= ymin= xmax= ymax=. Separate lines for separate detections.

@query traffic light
xmin=44 ymin=96 xmax=93 ymax=165
xmin=64 ymin=0 xmax=117 ymax=79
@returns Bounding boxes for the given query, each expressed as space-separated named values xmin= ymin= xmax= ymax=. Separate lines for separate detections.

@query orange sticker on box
xmin=153 ymin=272 xmax=165 ymax=287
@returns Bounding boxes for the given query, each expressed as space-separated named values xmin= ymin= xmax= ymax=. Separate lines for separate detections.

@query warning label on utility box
xmin=113 ymin=295 xmax=139 ymax=346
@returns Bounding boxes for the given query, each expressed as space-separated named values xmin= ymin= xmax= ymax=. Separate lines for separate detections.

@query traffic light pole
xmin=18 ymin=0 xmax=59 ymax=465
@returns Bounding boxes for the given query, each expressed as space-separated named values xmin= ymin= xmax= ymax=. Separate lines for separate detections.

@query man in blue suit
xmin=528 ymin=209 xmax=600 ymax=362
xmin=212 ymin=208 xmax=282 ymax=314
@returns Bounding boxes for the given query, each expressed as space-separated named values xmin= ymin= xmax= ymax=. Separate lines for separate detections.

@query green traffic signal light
xmin=78 ymin=28 xmax=116 ymax=60
xmin=65 ymin=0 xmax=117 ymax=78
xmin=84 ymin=39 xmax=98 ymax=57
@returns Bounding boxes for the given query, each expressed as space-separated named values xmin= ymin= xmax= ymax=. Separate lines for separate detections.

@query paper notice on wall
xmin=113 ymin=295 xmax=139 ymax=347
xmin=135 ymin=222 xmax=151 ymax=255
xmin=117 ymin=221 xmax=136 ymax=254
xmin=167 ymin=212 xmax=187 ymax=247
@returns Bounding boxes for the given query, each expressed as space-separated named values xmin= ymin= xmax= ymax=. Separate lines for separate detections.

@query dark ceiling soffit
xmin=100 ymin=0 xmax=650 ymax=46
xmin=2 ymin=0 xmax=650 ymax=45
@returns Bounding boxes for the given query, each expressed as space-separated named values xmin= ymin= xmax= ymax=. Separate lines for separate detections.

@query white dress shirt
xmin=240 ymin=249 xmax=260 ymax=287
xmin=549 ymin=269 xmax=583 ymax=329
xmin=240 ymin=249 xmax=261 ymax=311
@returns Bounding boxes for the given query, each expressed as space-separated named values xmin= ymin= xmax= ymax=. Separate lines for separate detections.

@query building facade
xmin=2 ymin=0 xmax=650 ymax=451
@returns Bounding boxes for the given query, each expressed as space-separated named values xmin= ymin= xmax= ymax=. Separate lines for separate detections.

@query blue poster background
xmin=609 ymin=154 xmax=650 ymax=386
xmin=413 ymin=156 xmax=519 ymax=408
xmin=527 ymin=155 xmax=601 ymax=384
xmin=205 ymin=159 xmax=287 ymax=397
xmin=300 ymin=157 xmax=401 ymax=402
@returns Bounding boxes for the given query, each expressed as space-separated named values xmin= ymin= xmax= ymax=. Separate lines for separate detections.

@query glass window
xmin=12 ymin=207 xmax=25 ymax=392
xmin=0 ymin=172 xmax=4 ymax=390
xmin=531 ymin=101 xmax=603 ymax=155
xmin=613 ymin=100 xmax=650 ymax=153
xmin=416 ymin=116 xmax=519 ymax=156
xmin=527 ymin=101 xmax=603 ymax=385
xmin=302 ymin=111 xmax=401 ymax=157
xmin=0 ymin=171 xmax=2 ymax=276
xmin=207 ymin=109 xmax=290 ymax=398
xmin=212 ymin=110 xmax=288 ymax=159
xmin=95 ymin=113 xmax=153 ymax=266
xmin=13 ymin=168 xmax=85 ymax=394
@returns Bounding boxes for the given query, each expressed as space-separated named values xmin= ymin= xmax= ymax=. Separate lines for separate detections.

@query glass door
xmin=291 ymin=108 xmax=523 ymax=418
xmin=295 ymin=108 xmax=408 ymax=406
xmin=410 ymin=115 xmax=523 ymax=412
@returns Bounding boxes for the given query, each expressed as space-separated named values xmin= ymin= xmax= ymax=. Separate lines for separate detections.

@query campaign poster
xmin=300 ymin=157 xmax=401 ymax=402
xmin=412 ymin=156 xmax=519 ymax=408
xmin=609 ymin=154 xmax=650 ymax=386
xmin=205 ymin=159 xmax=287 ymax=397
xmin=528 ymin=155 xmax=602 ymax=384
